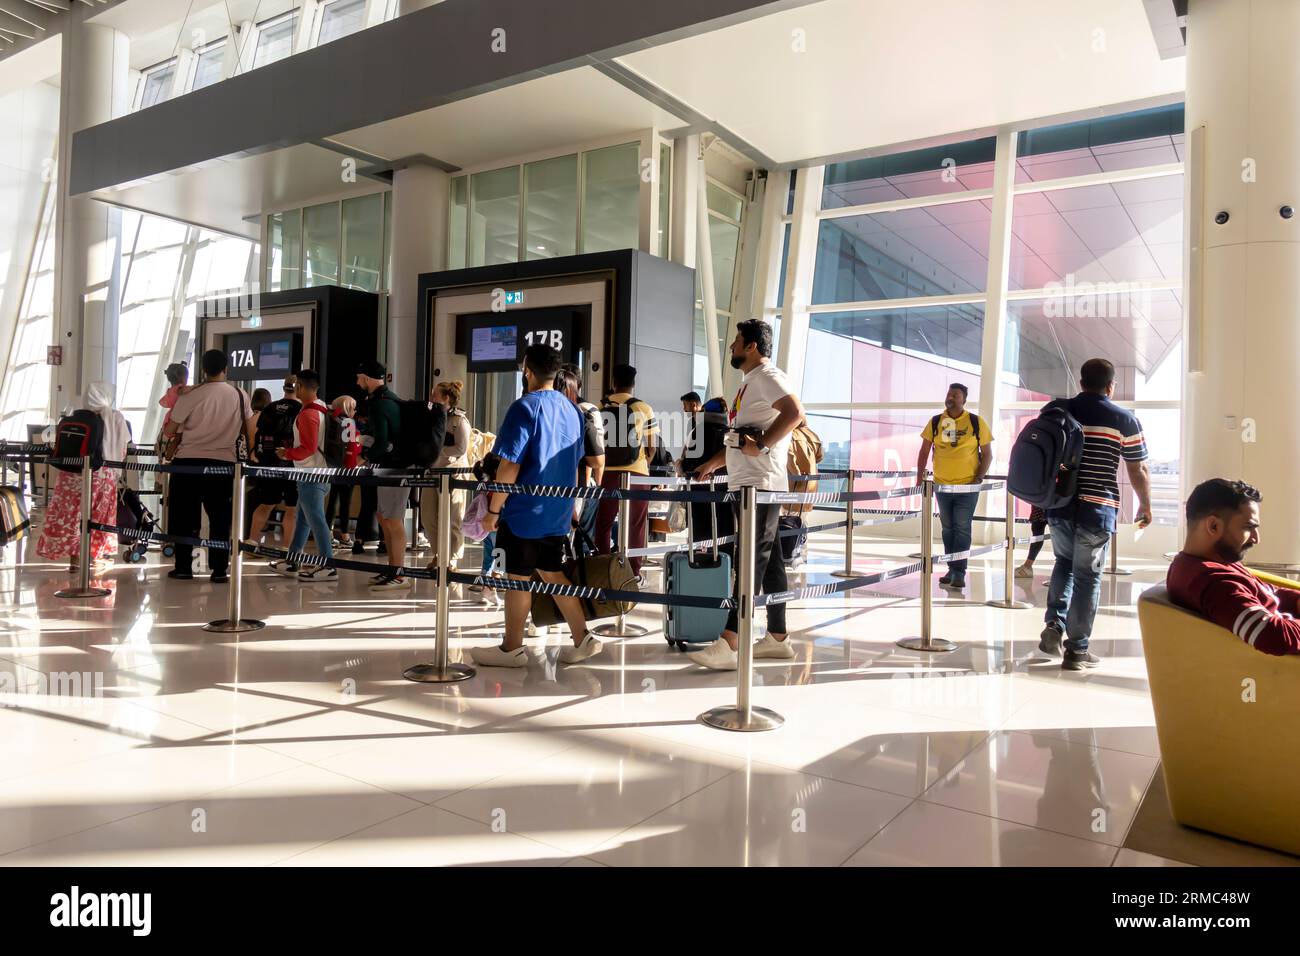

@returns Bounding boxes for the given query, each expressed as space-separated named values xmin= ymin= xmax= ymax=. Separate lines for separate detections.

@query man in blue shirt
xmin=475 ymin=344 xmax=601 ymax=668
xmin=1040 ymin=358 xmax=1153 ymax=670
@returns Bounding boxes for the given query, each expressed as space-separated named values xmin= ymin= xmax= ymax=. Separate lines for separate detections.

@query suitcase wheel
xmin=162 ymin=544 xmax=175 ymax=557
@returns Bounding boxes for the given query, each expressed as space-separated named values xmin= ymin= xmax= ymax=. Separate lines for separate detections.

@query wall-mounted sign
xmin=46 ymin=346 xmax=62 ymax=366
xmin=458 ymin=308 xmax=582 ymax=372
xmin=224 ymin=330 xmax=302 ymax=382
xmin=504 ymin=291 xmax=524 ymax=306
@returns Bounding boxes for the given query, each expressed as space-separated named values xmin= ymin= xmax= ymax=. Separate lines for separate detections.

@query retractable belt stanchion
xmin=404 ymin=472 xmax=476 ymax=683
xmin=700 ymin=485 xmax=784 ymax=732
xmin=830 ymin=471 xmax=856 ymax=578
xmin=896 ymin=479 xmax=956 ymax=652
xmin=1104 ymin=531 xmax=1130 ymax=576
xmin=204 ymin=461 xmax=264 ymax=633
xmin=54 ymin=456 xmax=111 ymax=599
xmin=987 ymin=486 xmax=1032 ymax=610
xmin=593 ymin=471 xmax=649 ymax=638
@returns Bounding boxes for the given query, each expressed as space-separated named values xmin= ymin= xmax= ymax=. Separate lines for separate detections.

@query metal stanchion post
xmin=405 ymin=472 xmax=475 ymax=682
xmin=1103 ymin=530 xmax=1131 ymax=575
xmin=988 ymin=487 xmax=1032 ymax=610
xmin=701 ymin=485 xmax=784 ymax=732
xmin=55 ymin=456 xmax=111 ymax=599
xmin=897 ymin=480 xmax=955 ymax=652
xmin=594 ymin=472 xmax=649 ymax=638
xmin=204 ymin=461 xmax=265 ymax=632
xmin=830 ymin=471 xmax=856 ymax=578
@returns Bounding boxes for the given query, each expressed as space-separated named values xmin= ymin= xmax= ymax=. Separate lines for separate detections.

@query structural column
xmin=775 ymin=164 xmax=823 ymax=395
xmin=52 ymin=20 xmax=131 ymax=410
xmin=387 ymin=162 xmax=448 ymax=396
xmin=1184 ymin=0 xmax=1300 ymax=567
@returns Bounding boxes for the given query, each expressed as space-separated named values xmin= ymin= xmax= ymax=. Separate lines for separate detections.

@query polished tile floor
xmin=0 ymin=515 xmax=1190 ymax=867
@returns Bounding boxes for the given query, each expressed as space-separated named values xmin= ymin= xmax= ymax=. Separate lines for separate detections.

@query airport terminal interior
xmin=0 ymin=0 xmax=1297 ymax=869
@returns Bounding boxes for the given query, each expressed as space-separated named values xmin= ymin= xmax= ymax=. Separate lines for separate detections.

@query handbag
xmin=231 ymin=384 xmax=250 ymax=464
xmin=530 ymin=527 xmax=640 ymax=626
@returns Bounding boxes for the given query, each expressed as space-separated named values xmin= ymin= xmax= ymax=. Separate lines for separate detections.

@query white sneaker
xmin=270 ymin=561 xmax=300 ymax=579
xmin=298 ymin=565 xmax=338 ymax=583
xmin=559 ymin=632 xmax=604 ymax=665
xmin=369 ymin=574 xmax=412 ymax=592
xmin=1015 ymin=563 xmax=1034 ymax=579
xmin=527 ymin=621 xmax=548 ymax=636
xmin=416 ymin=533 xmax=430 ymax=549
xmin=753 ymin=633 xmax=795 ymax=660
xmin=688 ymin=639 xmax=738 ymax=671
xmin=471 ymin=644 xmax=527 ymax=668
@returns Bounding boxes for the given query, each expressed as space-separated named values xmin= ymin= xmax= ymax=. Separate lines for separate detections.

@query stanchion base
xmin=403 ymin=662 xmax=476 ymax=683
xmin=592 ymin=622 xmax=650 ymax=637
xmin=698 ymin=704 xmax=784 ymax=733
xmin=203 ymin=619 xmax=266 ymax=633
xmin=53 ymin=587 xmax=111 ymax=599
xmin=986 ymin=599 xmax=1034 ymax=610
xmin=896 ymin=635 xmax=958 ymax=653
xmin=1104 ymin=568 xmax=1133 ymax=576
xmin=909 ymin=551 xmax=924 ymax=559
xmin=829 ymin=569 xmax=860 ymax=578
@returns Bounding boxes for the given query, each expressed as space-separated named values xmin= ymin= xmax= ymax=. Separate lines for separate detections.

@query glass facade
xmin=658 ymin=143 xmax=672 ymax=259
xmin=581 ymin=142 xmax=641 ymax=253
xmin=341 ymin=193 xmax=384 ymax=292
xmin=267 ymin=193 xmax=388 ymax=293
xmin=470 ymin=166 xmax=521 ymax=266
xmin=253 ymin=13 xmax=299 ymax=70
xmin=191 ymin=43 xmax=226 ymax=91
xmin=523 ymin=154 xmax=578 ymax=260
xmin=302 ymin=202 xmax=341 ymax=287
xmin=318 ymin=0 xmax=368 ymax=45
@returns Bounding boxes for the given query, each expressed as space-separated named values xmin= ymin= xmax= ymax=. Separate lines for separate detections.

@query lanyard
xmin=729 ymin=384 xmax=748 ymax=425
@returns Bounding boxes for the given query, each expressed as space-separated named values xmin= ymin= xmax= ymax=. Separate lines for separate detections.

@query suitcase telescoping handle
xmin=684 ymin=472 xmax=720 ymax=567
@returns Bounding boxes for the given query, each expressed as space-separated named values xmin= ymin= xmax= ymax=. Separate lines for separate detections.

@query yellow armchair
xmin=1138 ymin=584 xmax=1300 ymax=857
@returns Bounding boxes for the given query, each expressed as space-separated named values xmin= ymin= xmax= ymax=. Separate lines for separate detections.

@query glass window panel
xmin=191 ymin=44 xmax=226 ymax=90
xmin=383 ymin=190 xmax=392 ymax=291
xmin=706 ymin=181 xmax=743 ymax=222
xmin=813 ymin=204 xmax=990 ymax=303
xmin=469 ymin=166 xmax=520 ymax=266
xmin=318 ymin=0 xmax=367 ymax=45
xmin=1118 ymin=407 xmax=1180 ymax=525
xmin=448 ymin=176 xmax=468 ymax=269
xmin=140 ymin=64 xmax=176 ymax=109
xmin=1002 ymin=291 xmax=1182 ymax=401
xmin=302 ymin=202 xmax=340 ymax=287
xmin=786 ymin=168 xmax=797 ymax=215
xmin=708 ymin=216 xmax=740 ymax=310
xmin=581 ymin=142 xmax=640 ymax=253
xmin=267 ymin=210 xmax=302 ymax=291
xmin=341 ymin=193 xmax=384 ymax=291
xmin=1016 ymin=104 xmax=1184 ymax=181
xmin=822 ymin=138 xmax=998 ymax=209
xmin=658 ymin=143 xmax=671 ymax=259
xmin=807 ymin=306 xmax=984 ymax=405
xmin=777 ymin=222 xmax=791 ymax=306
xmin=523 ymin=154 xmax=577 ymax=260
xmin=253 ymin=14 xmax=298 ymax=69
xmin=1009 ymin=176 xmax=1183 ymax=290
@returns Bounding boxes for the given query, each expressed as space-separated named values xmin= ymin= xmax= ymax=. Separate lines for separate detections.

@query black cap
xmin=357 ymin=361 xmax=387 ymax=380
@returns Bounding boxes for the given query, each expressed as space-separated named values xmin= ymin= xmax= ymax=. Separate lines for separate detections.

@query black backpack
xmin=393 ymin=399 xmax=447 ymax=468
xmin=255 ymin=398 xmax=300 ymax=463
xmin=53 ymin=410 xmax=105 ymax=472
xmin=929 ymin=412 xmax=981 ymax=446
xmin=1008 ymin=401 xmax=1086 ymax=509
xmin=601 ymin=398 xmax=643 ymax=469
xmin=321 ymin=411 xmax=346 ymax=468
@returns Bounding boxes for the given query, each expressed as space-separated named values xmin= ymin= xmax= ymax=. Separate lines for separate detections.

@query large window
xmin=190 ymin=41 xmax=227 ymax=91
xmin=137 ymin=61 xmax=177 ymax=110
xmin=253 ymin=12 xmax=298 ymax=70
xmin=316 ymin=0 xmax=368 ymax=45
xmin=581 ymin=143 xmax=640 ymax=253
xmin=469 ymin=167 xmax=521 ymax=266
xmin=692 ymin=179 xmax=747 ymax=393
xmin=523 ymin=155 xmax=577 ymax=260
xmin=265 ymin=192 xmax=389 ymax=293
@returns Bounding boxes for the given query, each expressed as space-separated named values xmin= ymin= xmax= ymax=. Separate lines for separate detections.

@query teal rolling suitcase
xmin=663 ymin=498 xmax=732 ymax=650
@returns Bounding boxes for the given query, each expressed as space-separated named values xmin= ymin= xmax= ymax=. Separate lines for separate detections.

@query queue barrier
xmin=8 ymin=442 xmax=1071 ymax=734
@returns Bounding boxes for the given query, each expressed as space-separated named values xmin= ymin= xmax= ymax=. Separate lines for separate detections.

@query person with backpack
xmin=38 ymin=381 xmax=130 ymax=574
xmin=1034 ymin=359 xmax=1152 ymax=670
xmin=557 ymin=362 xmax=605 ymax=557
xmin=781 ymin=418 xmax=824 ymax=569
xmin=595 ymin=363 xmax=659 ymax=576
xmin=356 ymin=360 xmax=410 ymax=590
xmin=420 ymin=380 xmax=472 ymax=571
xmin=915 ymin=382 xmax=992 ymax=591
xmin=162 ymin=348 xmax=255 ymax=582
xmin=678 ymin=395 xmax=733 ymax=550
xmin=246 ymin=376 xmax=300 ymax=545
xmin=269 ymin=370 xmax=338 ymax=583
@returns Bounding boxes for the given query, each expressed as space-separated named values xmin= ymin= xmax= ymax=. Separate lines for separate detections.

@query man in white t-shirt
xmin=689 ymin=319 xmax=806 ymax=670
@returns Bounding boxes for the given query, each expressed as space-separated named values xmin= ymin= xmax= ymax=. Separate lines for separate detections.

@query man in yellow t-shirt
xmin=916 ymin=382 xmax=993 ymax=590
xmin=595 ymin=364 xmax=659 ymax=575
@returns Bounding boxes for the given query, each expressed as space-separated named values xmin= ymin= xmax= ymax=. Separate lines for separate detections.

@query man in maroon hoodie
xmin=1167 ymin=478 xmax=1300 ymax=655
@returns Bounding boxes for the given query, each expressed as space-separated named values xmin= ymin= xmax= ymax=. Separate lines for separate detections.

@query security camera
xmin=1214 ymin=211 xmax=1230 ymax=225
xmin=1281 ymin=205 xmax=1295 ymax=220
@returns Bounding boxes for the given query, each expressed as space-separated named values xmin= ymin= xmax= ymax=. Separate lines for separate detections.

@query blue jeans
xmin=936 ymin=490 xmax=979 ymax=577
xmin=1044 ymin=517 xmax=1109 ymax=654
xmin=480 ymin=532 xmax=497 ymax=575
xmin=290 ymin=481 xmax=333 ymax=562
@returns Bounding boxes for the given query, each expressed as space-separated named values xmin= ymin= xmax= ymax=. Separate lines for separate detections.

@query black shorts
xmin=496 ymin=521 xmax=567 ymax=577
xmin=251 ymin=477 xmax=298 ymax=510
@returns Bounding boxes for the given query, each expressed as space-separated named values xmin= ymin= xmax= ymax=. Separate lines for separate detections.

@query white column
xmin=695 ymin=146 xmax=724 ymax=397
xmin=976 ymin=129 xmax=1017 ymax=434
xmin=775 ymin=164 xmax=823 ymax=394
xmin=733 ymin=169 xmax=787 ymax=397
xmin=1184 ymin=0 xmax=1300 ymax=567
xmin=388 ymin=163 xmax=448 ymax=397
xmin=670 ymin=134 xmax=700 ymax=268
xmin=52 ymin=21 xmax=131 ymax=410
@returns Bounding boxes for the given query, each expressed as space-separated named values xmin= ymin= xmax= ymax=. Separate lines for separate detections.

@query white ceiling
xmin=616 ymin=0 xmax=1186 ymax=165
xmin=331 ymin=67 xmax=689 ymax=172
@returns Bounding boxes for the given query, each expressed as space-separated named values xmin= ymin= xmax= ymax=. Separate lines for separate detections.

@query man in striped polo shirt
xmin=1040 ymin=358 xmax=1152 ymax=670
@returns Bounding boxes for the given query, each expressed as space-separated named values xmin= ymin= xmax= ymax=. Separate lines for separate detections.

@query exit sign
xmin=504 ymin=291 xmax=524 ymax=305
